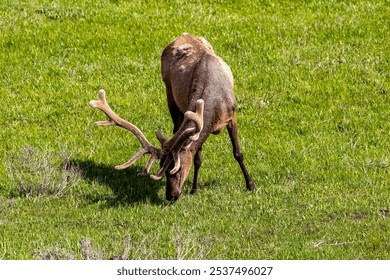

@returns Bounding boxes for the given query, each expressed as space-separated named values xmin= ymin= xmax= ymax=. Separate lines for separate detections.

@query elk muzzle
xmin=164 ymin=150 xmax=194 ymax=201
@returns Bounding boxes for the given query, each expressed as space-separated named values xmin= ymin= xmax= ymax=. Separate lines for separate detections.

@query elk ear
xmin=155 ymin=130 xmax=167 ymax=145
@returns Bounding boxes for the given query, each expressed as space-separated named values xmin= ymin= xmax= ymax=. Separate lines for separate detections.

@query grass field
xmin=0 ymin=0 xmax=389 ymax=259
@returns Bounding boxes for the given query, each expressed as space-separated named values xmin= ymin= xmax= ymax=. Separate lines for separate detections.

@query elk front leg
xmin=191 ymin=147 xmax=203 ymax=195
xmin=166 ymin=85 xmax=184 ymax=134
xmin=227 ymin=117 xmax=256 ymax=191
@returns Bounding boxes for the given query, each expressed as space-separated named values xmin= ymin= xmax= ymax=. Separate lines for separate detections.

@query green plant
xmin=6 ymin=148 xmax=81 ymax=198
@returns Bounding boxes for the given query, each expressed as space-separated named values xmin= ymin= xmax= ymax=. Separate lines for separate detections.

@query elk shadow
xmin=74 ymin=159 xmax=165 ymax=206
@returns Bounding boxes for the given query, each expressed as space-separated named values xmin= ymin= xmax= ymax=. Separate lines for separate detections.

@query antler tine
xmin=168 ymin=128 xmax=194 ymax=174
xmin=114 ymin=148 xmax=146 ymax=170
xmin=184 ymin=99 xmax=204 ymax=141
xmin=90 ymin=90 xmax=150 ymax=147
xmin=136 ymin=153 xmax=159 ymax=177
xmin=89 ymin=89 xmax=162 ymax=172
xmin=150 ymin=156 xmax=173 ymax=180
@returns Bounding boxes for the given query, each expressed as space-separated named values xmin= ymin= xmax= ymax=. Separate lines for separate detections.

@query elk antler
xmin=185 ymin=99 xmax=204 ymax=142
xmin=150 ymin=99 xmax=204 ymax=178
xmin=90 ymin=90 xmax=204 ymax=180
xmin=89 ymin=90 xmax=162 ymax=176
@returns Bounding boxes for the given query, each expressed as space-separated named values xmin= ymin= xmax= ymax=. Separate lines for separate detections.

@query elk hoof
xmin=247 ymin=181 xmax=256 ymax=191
xmin=190 ymin=189 xmax=198 ymax=195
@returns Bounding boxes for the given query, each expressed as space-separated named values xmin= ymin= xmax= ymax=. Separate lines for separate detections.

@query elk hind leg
xmin=227 ymin=117 xmax=255 ymax=191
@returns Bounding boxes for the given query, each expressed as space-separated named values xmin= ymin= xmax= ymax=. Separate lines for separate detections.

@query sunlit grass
xmin=0 ymin=0 xmax=389 ymax=259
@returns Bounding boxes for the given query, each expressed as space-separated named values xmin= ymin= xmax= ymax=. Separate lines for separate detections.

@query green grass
xmin=0 ymin=0 xmax=389 ymax=259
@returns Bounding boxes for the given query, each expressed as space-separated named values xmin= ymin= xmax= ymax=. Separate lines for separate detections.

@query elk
xmin=89 ymin=33 xmax=255 ymax=201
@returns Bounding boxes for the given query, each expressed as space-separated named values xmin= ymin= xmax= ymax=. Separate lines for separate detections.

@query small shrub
xmin=37 ymin=238 xmax=102 ymax=260
xmin=172 ymin=224 xmax=208 ymax=260
xmin=79 ymin=238 xmax=104 ymax=260
xmin=5 ymin=147 xmax=82 ymax=198
xmin=37 ymin=237 xmax=116 ymax=260
xmin=37 ymin=246 xmax=76 ymax=260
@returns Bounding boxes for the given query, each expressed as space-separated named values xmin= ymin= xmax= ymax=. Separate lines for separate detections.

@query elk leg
xmin=166 ymin=85 xmax=184 ymax=133
xmin=227 ymin=118 xmax=256 ymax=191
xmin=191 ymin=147 xmax=203 ymax=194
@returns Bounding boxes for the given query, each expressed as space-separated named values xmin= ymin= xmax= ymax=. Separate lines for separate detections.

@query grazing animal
xmin=89 ymin=33 xmax=255 ymax=200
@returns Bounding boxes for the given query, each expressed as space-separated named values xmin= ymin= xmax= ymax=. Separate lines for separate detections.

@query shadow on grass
xmin=74 ymin=159 xmax=165 ymax=206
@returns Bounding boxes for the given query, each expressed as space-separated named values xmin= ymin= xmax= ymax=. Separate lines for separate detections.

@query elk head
xmin=89 ymin=89 xmax=204 ymax=200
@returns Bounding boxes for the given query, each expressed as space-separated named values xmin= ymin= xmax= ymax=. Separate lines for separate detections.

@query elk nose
xmin=166 ymin=188 xmax=182 ymax=201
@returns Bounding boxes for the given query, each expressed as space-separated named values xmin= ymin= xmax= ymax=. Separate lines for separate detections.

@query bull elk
xmin=89 ymin=33 xmax=255 ymax=200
